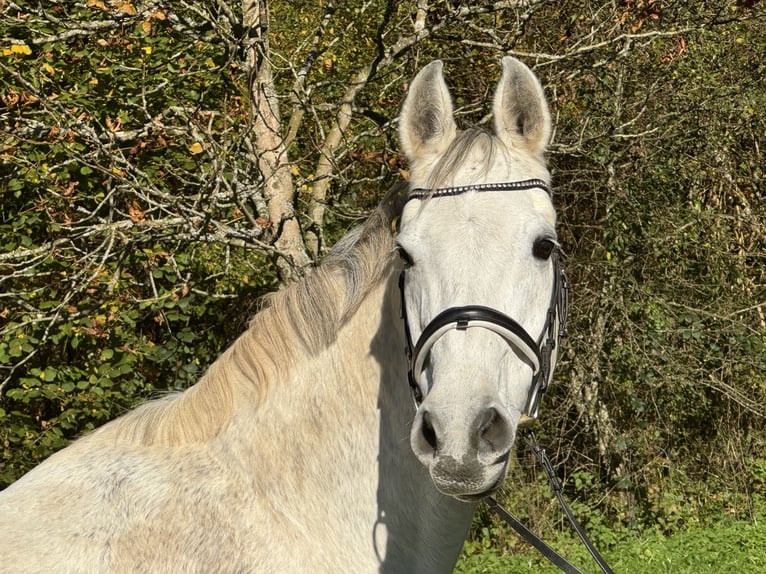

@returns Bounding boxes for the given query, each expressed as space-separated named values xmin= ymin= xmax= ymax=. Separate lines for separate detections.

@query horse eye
xmin=532 ymin=237 xmax=556 ymax=260
xmin=396 ymin=245 xmax=414 ymax=268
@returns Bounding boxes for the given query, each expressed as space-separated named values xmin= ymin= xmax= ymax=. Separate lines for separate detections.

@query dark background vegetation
xmin=1 ymin=0 xmax=764 ymax=566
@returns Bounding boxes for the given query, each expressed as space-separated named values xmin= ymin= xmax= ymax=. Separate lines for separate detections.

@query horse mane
xmin=106 ymin=184 xmax=408 ymax=447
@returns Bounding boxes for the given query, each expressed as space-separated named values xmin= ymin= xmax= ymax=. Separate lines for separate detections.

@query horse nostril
xmin=476 ymin=407 xmax=512 ymax=451
xmin=420 ymin=409 xmax=439 ymax=452
xmin=478 ymin=407 xmax=498 ymax=435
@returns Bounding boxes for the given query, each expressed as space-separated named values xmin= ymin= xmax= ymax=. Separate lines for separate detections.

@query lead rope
xmin=488 ymin=431 xmax=615 ymax=574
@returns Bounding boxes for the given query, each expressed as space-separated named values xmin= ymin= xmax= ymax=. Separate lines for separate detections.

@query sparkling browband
xmin=407 ymin=179 xmax=551 ymax=202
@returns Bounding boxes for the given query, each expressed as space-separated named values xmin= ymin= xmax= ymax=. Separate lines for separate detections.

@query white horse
xmin=0 ymin=57 xmax=560 ymax=573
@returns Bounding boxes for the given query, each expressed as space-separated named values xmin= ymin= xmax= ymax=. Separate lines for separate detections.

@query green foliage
xmin=0 ymin=1 xmax=281 ymax=486
xmin=0 ymin=238 xmax=275 ymax=485
xmin=529 ymin=0 xmax=766 ymax=545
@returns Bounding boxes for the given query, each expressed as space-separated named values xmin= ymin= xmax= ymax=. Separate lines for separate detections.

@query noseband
xmin=398 ymin=179 xmax=569 ymax=426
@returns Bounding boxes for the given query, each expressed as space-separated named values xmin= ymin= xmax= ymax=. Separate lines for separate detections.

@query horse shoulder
xmin=0 ymin=425 xmax=258 ymax=572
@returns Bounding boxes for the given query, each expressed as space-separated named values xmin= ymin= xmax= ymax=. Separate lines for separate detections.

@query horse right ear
xmin=493 ymin=56 xmax=551 ymax=159
xmin=399 ymin=60 xmax=457 ymax=163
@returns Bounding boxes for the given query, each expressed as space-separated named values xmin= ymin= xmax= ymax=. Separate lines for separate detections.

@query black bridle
xmin=398 ymin=179 xmax=569 ymax=426
xmin=396 ymin=179 xmax=614 ymax=574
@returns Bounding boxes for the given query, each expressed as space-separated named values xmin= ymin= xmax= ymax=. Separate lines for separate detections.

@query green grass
xmin=456 ymin=518 xmax=766 ymax=573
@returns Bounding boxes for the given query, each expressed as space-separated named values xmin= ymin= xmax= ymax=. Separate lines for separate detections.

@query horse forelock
xmin=424 ymin=127 xmax=504 ymax=190
xmin=107 ymin=185 xmax=406 ymax=447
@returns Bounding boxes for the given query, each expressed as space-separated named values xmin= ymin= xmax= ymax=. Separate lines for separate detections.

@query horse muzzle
xmin=411 ymin=402 xmax=515 ymax=500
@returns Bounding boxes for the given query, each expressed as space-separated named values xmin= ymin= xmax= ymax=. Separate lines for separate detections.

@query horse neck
xmin=227 ymin=266 xmax=476 ymax=571
xmin=369 ymin=269 xmax=478 ymax=571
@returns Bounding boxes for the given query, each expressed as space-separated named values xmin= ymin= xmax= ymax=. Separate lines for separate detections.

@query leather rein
xmin=396 ymin=179 xmax=614 ymax=574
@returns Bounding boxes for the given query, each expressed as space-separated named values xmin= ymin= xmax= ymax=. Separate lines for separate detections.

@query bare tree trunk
xmin=243 ymin=0 xmax=311 ymax=282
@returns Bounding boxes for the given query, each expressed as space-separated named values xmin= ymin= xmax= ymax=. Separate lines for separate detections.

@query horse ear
xmin=493 ymin=57 xmax=551 ymax=158
xmin=399 ymin=60 xmax=457 ymax=163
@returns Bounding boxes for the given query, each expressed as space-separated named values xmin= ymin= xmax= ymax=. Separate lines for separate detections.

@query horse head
xmin=397 ymin=57 xmax=561 ymax=501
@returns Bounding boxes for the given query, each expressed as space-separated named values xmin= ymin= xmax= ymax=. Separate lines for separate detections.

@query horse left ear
xmin=493 ymin=57 xmax=551 ymax=158
xmin=399 ymin=60 xmax=457 ymax=163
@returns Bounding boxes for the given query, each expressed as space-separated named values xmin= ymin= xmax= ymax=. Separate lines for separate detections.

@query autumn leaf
xmin=188 ymin=142 xmax=204 ymax=154
xmin=105 ymin=116 xmax=123 ymax=132
xmin=116 ymin=1 xmax=137 ymax=15
xmin=128 ymin=200 xmax=145 ymax=223
xmin=2 ymin=44 xmax=32 ymax=56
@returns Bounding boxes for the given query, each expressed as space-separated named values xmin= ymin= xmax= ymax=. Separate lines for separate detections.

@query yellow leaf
xmin=142 ymin=20 xmax=152 ymax=34
xmin=291 ymin=164 xmax=300 ymax=176
xmin=188 ymin=142 xmax=204 ymax=154
xmin=142 ymin=46 xmax=152 ymax=55
xmin=117 ymin=1 xmax=136 ymax=15
xmin=10 ymin=44 xmax=32 ymax=55
xmin=42 ymin=62 xmax=55 ymax=74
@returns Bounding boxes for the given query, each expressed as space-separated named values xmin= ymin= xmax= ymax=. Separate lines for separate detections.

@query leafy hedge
xmin=0 ymin=1 xmax=279 ymax=483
